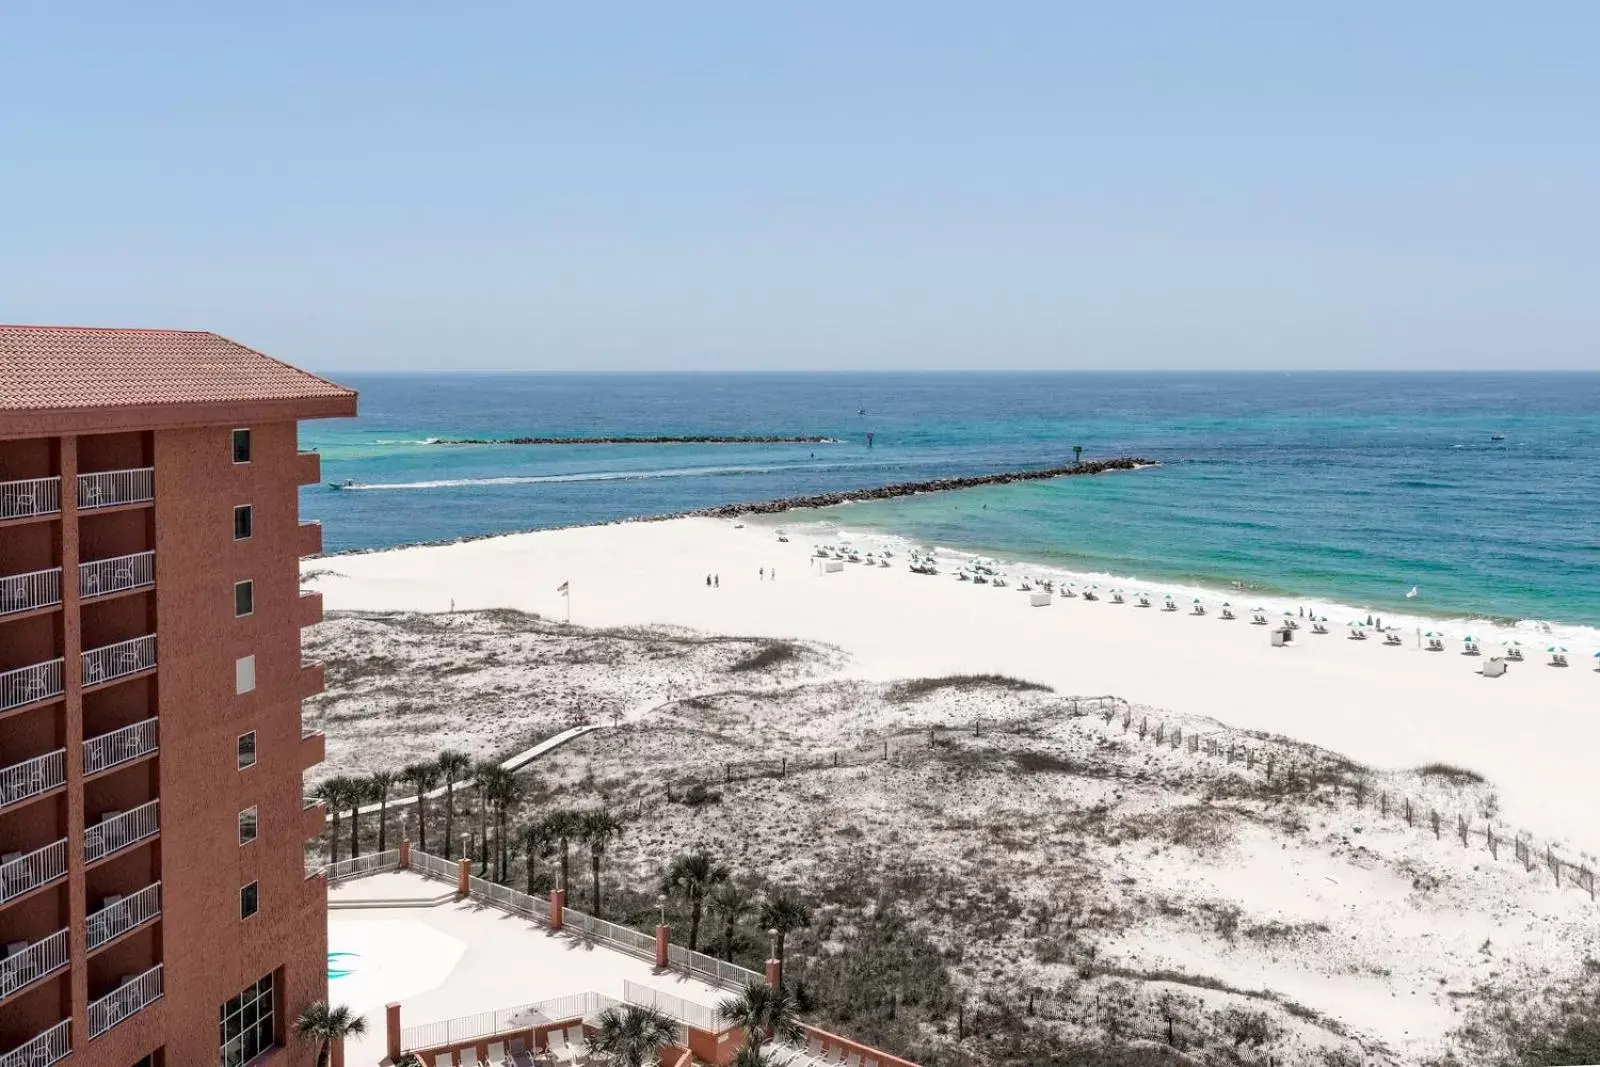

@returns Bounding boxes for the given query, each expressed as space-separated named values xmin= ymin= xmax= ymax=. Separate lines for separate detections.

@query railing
xmin=77 ymin=467 xmax=153 ymax=510
xmin=411 ymin=848 xmax=458 ymax=883
xmin=0 ymin=568 xmax=61 ymax=616
xmin=87 ymin=963 xmax=163 ymax=1038
xmin=0 ymin=477 xmax=60 ymax=521
xmin=401 ymin=991 xmax=620 ymax=1052
xmin=84 ymin=799 xmax=160 ymax=864
xmin=0 ymin=838 xmax=68 ymax=904
xmin=562 ymin=906 xmax=658 ymax=960
xmin=622 ymin=980 xmax=722 ymax=1032
xmin=0 ymin=928 xmax=69 ymax=1000
xmin=79 ymin=551 xmax=155 ymax=600
xmin=467 ymin=876 xmax=552 ymax=922
xmin=83 ymin=718 xmax=158 ymax=776
xmin=86 ymin=882 xmax=162 ymax=950
xmin=666 ymin=943 xmax=764 ymax=992
xmin=0 ymin=1019 xmax=70 ymax=1067
xmin=0 ymin=749 xmax=66 ymax=811
xmin=0 ymin=659 xmax=63 ymax=713
xmin=326 ymin=850 xmax=401 ymax=884
xmin=81 ymin=634 xmax=156 ymax=687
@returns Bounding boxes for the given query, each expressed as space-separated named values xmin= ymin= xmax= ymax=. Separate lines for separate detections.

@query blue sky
xmin=2 ymin=3 xmax=1597 ymax=371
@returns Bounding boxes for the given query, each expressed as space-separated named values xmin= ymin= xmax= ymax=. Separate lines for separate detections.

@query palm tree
xmin=663 ymin=850 xmax=729 ymax=952
xmin=472 ymin=759 xmax=498 ymax=875
xmin=581 ymin=809 xmax=626 ymax=917
xmin=401 ymin=761 xmax=440 ymax=853
xmin=345 ymin=776 xmax=370 ymax=859
xmin=759 ymin=891 xmax=812 ymax=982
xmin=436 ymin=749 xmax=472 ymax=859
xmin=368 ymin=770 xmax=397 ymax=853
xmin=314 ymin=776 xmax=354 ymax=863
xmin=476 ymin=763 xmax=521 ymax=881
xmin=718 ymin=980 xmax=805 ymax=1048
xmin=521 ymin=819 xmax=556 ymax=896
xmin=710 ymin=881 xmax=753 ymax=962
xmin=543 ymin=808 xmax=582 ymax=894
xmin=731 ymin=1044 xmax=773 ymax=1067
xmin=295 ymin=1001 xmax=367 ymax=1067
xmin=589 ymin=1004 xmax=678 ymax=1067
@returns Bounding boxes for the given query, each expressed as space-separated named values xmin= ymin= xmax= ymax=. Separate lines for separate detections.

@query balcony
xmin=81 ymin=635 xmax=155 ymax=689
xmin=86 ymin=881 xmax=161 ymax=952
xmin=88 ymin=963 xmax=162 ymax=1039
xmin=79 ymin=550 xmax=154 ymax=600
xmin=83 ymin=719 xmax=158 ymax=778
xmin=0 ymin=477 xmax=61 ymax=522
xmin=0 ymin=749 xmax=66 ymax=811
xmin=296 ymin=450 xmax=321 ymax=486
xmin=0 ymin=839 xmax=68 ymax=905
xmin=0 ymin=659 xmax=63 ymax=714
xmin=301 ymin=728 xmax=326 ymax=771
xmin=0 ymin=568 xmax=62 ymax=617
xmin=77 ymin=467 xmax=153 ymax=511
xmin=0 ymin=1019 xmax=69 ymax=1067
xmin=297 ymin=520 xmax=323 ymax=556
xmin=0 ymin=928 xmax=69 ymax=1001
xmin=84 ymin=799 xmax=159 ymax=865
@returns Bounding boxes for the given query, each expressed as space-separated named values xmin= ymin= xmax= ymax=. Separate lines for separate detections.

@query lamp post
xmin=658 ymin=894 xmax=668 ymax=925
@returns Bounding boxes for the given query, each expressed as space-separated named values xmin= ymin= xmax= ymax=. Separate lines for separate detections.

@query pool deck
xmin=328 ymin=870 xmax=725 ymax=1065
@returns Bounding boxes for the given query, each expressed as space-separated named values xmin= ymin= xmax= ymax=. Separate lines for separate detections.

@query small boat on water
xmin=327 ymin=480 xmax=359 ymax=490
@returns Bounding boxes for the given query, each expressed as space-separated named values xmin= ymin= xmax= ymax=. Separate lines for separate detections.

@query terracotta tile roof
xmin=0 ymin=325 xmax=355 ymax=411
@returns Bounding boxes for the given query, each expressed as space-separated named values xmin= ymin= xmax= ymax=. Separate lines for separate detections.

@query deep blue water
xmin=300 ymin=372 xmax=1600 ymax=629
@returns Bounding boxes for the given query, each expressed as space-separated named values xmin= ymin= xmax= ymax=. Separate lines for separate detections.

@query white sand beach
xmin=307 ymin=516 xmax=1596 ymax=856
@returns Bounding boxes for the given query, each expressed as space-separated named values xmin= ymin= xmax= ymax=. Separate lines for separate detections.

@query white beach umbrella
xmin=1547 ymin=645 xmax=1568 ymax=653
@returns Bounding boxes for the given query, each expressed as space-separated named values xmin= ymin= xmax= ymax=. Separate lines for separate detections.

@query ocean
xmin=299 ymin=372 xmax=1600 ymax=634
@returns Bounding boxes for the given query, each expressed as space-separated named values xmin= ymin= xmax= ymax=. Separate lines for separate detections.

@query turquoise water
xmin=300 ymin=372 xmax=1600 ymax=630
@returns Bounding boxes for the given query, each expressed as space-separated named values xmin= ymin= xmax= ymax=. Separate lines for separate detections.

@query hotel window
xmin=235 ymin=580 xmax=254 ymax=617
xmin=237 ymin=731 xmax=256 ymax=769
xmin=236 ymin=655 xmax=256 ymax=695
xmin=239 ymin=806 xmax=258 ymax=845
xmin=219 ymin=972 xmax=275 ymax=1066
xmin=239 ymin=881 xmax=259 ymax=919
xmin=232 ymin=428 xmax=252 ymax=464
xmin=234 ymin=505 xmax=253 ymax=540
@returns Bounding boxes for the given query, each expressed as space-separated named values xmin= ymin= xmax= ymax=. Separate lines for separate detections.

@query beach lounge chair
xmin=1551 ymin=652 xmax=1569 ymax=667
xmin=1162 ymin=599 xmax=1177 ymax=612
xmin=1348 ymin=627 xmax=1367 ymax=640
xmin=509 ymin=1038 xmax=536 ymax=1067
xmin=487 ymin=1042 xmax=506 ymax=1065
xmin=1191 ymin=604 xmax=1206 ymax=616
xmin=1427 ymin=637 xmax=1444 ymax=652
xmin=1251 ymin=611 xmax=1267 ymax=625
xmin=1111 ymin=591 xmax=1125 ymax=604
xmin=1462 ymin=641 xmax=1481 ymax=656
xmin=1219 ymin=606 xmax=1235 ymax=620
xmin=1081 ymin=588 xmax=1096 ymax=600
xmin=1312 ymin=621 xmax=1328 ymax=634
xmin=1384 ymin=632 xmax=1403 ymax=646
xmin=1136 ymin=593 xmax=1150 ymax=607
xmin=1505 ymin=645 xmax=1523 ymax=661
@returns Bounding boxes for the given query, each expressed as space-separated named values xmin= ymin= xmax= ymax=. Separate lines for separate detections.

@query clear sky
xmin=2 ymin=3 xmax=1597 ymax=372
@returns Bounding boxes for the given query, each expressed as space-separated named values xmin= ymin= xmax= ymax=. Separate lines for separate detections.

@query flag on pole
xmin=557 ymin=581 xmax=569 ymax=595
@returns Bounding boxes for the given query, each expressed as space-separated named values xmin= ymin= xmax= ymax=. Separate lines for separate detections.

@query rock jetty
xmin=683 ymin=457 xmax=1155 ymax=518
xmin=435 ymin=435 xmax=839 ymax=445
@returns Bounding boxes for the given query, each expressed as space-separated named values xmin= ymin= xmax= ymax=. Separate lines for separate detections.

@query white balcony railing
xmin=0 ymin=477 xmax=61 ymax=522
xmin=77 ymin=467 xmax=153 ymax=510
xmin=86 ymin=882 xmax=161 ymax=951
xmin=79 ymin=551 xmax=154 ymax=600
xmin=0 ymin=839 xmax=68 ymax=904
xmin=0 ymin=568 xmax=62 ymax=616
xmin=87 ymin=963 xmax=163 ymax=1039
xmin=81 ymin=635 xmax=155 ymax=688
xmin=83 ymin=719 xmax=158 ymax=777
xmin=0 ymin=659 xmax=63 ymax=713
xmin=84 ymin=799 xmax=159 ymax=865
xmin=0 ymin=928 xmax=69 ymax=1000
xmin=0 ymin=749 xmax=66 ymax=810
xmin=0 ymin=1018 xmax=69 ymax=1067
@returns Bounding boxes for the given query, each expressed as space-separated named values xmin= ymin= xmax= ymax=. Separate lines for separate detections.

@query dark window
xmin=220 ymin=971 xmax=274 ymax=1066
xmin=239 ymin=882 xmax=259 ymax=919
xmin=234 ymin=505 xmax=253 ymax=540
xmin=237 ymin=732 xmax=256 ymax=769
xmin=234 ymin=581 xmax=253 ymax=617
xmin=238 ymin=807 xmax=258 ymax=845
xmin=232 ymin=429 xmax=251 ymax=464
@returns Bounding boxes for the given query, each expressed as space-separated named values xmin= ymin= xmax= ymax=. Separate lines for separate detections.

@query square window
xmin=235 ymin=580 xmax=254 ymax=617
xmin=232 ymin=429 xmax=252 ymax=464
xmin=237 ymin=731 xmax=256 ymax=769
xmin=236 ymin=655 xmax=256 ymax=695
xmin=239 ymin=882 xmax=258 ymax=919
xmin=239 ymin=806 xmax=258 ymax=845
xmin=234 ymin=505 xmax=253 ymax=540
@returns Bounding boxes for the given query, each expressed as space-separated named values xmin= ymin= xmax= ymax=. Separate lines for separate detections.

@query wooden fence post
xmin=1487 ymin=826 xmax=1497 ymax=860
xmin=1404 ymin=797 xmax=1412 ymax=827
xmin=1458 ymin=814 xmax=1469 ymax=846
xmin=1430 ymin=809 xmax=1440 ymax=839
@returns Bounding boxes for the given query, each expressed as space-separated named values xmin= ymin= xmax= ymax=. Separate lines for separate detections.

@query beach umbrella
xmin=1548 ymin=645 xmax=1568 ymax=653
xmin=1193 ymin=597 xmax=1202 ymax=604
xmin=1462 ymin=634 xmax=1476 ymax=643
xmin=1503 ymin=639 xmax=1522 ymax=646
xmin=1222 ymin=601 xmax=1231 ymax=607
xmin=1346 ymin=620 xmax=1366 ymax=628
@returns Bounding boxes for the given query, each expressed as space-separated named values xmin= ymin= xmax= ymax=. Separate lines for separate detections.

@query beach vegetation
xmin=663 ymin=849 xmax=730 ymax=952
xmin=885 ymin=673 xmax=1053 ymax=703
xmin=730 ymin=640 xmax=804 ymax=673
xmin=581 ymin=808 xmax=627 ymax=917
xmin=589 ymin=1004 xmax=679 ymax=1067
xmin=1416 ymin=762 xmax=1487 ymax=784
xmin=294 ymin=1001 xmax=367 ymax=1067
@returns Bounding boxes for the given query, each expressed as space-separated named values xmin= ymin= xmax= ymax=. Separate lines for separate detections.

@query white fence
xmin=77 ymin=467 xmax=153 ymax=510
xmin=0 ymin=1018 xmax=69 ymax=1067
xmin=563 ymin=906 xmax=658 ymax=961
xmin=87 ymin=963 xmax=162 ymax=1038
xmin=83 ymin=719 xmax=158 ymax=776
xmin=0 ymin=659 xmax=63 ymax=713
xmin=0 ymin=477 xmax=60 ymax=521
xmin=84 ymin=799 xmax=159 ymax=864
xmin=0 ymin=928 xmax=69 ymax=999
xmin=0 ymin=749 xmax=66 ymax=811
xmin=0 ymin=568 xmax=61 ymax=616
xmin=0 ymin=838 xmax=68 ymax=904
xmin=411 ymin=848 xmax=458 ymax=883
xmin=82 ymin=634 xmax=156 ymax=687
xmin=326 ymin=849 xmax=401 ymax=884
xmin=467 ymin=875 xmax=551 ymax=922
xmin=87 ymin=882 xmax=162 ymax=950
xmin=667 ymin=943 xmax=763 ymax=992
xmin=401 ymin=991 xmax=621 ymax=1051
xmin=80 ymin=550 xmax=155 ymax=599
xmin=622 ymin=979 xmax=723 ymax=1032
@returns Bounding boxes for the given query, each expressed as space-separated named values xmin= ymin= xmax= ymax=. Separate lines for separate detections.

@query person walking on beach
xmin=705 ymin=575 xmax=711 ymax=587
xmin=760 ymin=567 xmax=765 ymax=581
xmin=715 ymin=574 xmax=720 ymax=588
